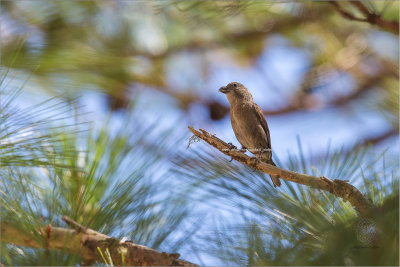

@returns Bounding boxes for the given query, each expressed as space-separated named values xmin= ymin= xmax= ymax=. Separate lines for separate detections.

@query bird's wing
xmin=254 ymin=103 xmax=271 ymax=149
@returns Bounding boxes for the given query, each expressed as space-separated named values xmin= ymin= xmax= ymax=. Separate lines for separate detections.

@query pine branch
xmin=187 ymin=126 xmax=374 ymax=217
xmin=1 ymin=217 xmax=197 ymax=266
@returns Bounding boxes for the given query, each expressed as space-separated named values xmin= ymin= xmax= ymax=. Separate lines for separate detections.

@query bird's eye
xmin=233 ymin=83 xmax=237 ymax=88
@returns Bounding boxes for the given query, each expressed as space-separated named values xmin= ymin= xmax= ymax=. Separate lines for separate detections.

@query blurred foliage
xmin=0 ymin=70 xmax=78 ymax=168
xmin=179 ymin=140 xmax=399 ymax=265
xmin=0 ymin=1 xmax=399 ymax=265
xmin=0 ymin=69 xmax=198 ymax=265
xmin=1 ymin=1 xmax=398 ymax=120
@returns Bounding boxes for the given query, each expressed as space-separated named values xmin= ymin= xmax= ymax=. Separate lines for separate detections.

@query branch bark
xmin=188 ymin=126 xmax=374 ymax=217
xmin=1 ymin=216 xmax=197 ymax=266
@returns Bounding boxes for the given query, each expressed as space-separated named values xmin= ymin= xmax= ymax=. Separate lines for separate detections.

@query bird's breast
xmin=230 ymin=104 xmax=266 ymax=149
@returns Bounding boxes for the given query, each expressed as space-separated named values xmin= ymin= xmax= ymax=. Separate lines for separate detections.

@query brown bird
xmin=219 ymin=82 xmax=281 ymax=187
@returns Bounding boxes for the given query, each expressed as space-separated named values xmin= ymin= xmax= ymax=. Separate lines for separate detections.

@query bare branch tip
xmin=61 ymin=216 xmax=73 ymax=225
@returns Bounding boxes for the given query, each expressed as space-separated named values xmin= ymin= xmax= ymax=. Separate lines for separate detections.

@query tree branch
xmin=350 ymin=1 xmax=399 ymax=34
xmin=356 ymin=128 xmax=398 ymax=148
xmin=329 ymin=1 xmax=368 ymax=22
xmin=1 ymin=217 xmax=197 ymax=266
xmin=188 ymin=126 xmax=374 ymax=217
xmin=329 ymin=1 xmax=399 ymax=34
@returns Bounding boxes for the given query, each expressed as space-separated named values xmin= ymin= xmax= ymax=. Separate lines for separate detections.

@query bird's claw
xmin=227 ymin=142 xmax=237 ymax=150
xmin=251 ymin=156 xmax=261 ymax=169
xmin=226 ymin=143 xmax=237 ymax=162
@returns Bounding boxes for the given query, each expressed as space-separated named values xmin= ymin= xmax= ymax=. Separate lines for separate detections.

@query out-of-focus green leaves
xmin=2 ymin=1 xmax=397 ymax=114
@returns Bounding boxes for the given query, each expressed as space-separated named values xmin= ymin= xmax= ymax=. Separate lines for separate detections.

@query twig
xmin=62 ymin=216 xmax=108 ymax=238
xmin=350 ymin=1 xmax=371 ymax=15
xmin=356 ymin=128 xmax=398 ymax=148
xmin=329 ymin=1 xmax=399 ymax=34
xmin=188 ymin=126 xmax=374 ymax=217
xmin=329 ymin=1 xmax=367 ymax=22
xmin=1 ymin=218 xmax=197 ymax=266
xmin=62 ymin=216 xmax=89 ymax=233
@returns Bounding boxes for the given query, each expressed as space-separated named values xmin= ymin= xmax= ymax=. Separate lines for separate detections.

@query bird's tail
xmin=265 ymin=159 xmax=281 ymax=187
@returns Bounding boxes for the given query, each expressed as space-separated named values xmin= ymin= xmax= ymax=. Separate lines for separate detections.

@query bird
xmin=219 ymin=82 xmax=281 ymax=187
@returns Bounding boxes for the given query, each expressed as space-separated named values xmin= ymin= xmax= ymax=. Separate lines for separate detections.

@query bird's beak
xmin=219 ymin=86 xmax=230 ymax=94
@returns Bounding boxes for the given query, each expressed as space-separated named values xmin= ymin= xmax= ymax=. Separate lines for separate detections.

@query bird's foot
xmin=226 ymin=143 xmax=237 ymax=162
xmin=240 ymin=146 xmax=247 ymax=153
xmin=227 ymin=142 xmax=237 ymax=150
xmin=251 ymin=156 xmax=261 ymax=169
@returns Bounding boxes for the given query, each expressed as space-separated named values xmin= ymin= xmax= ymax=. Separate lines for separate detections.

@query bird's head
xmin=219 ymin=82 xmax=253 ymax=103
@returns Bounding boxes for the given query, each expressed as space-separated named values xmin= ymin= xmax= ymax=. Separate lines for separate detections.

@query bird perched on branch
xmin=219 ymin=82 xmax=281 ymax=187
